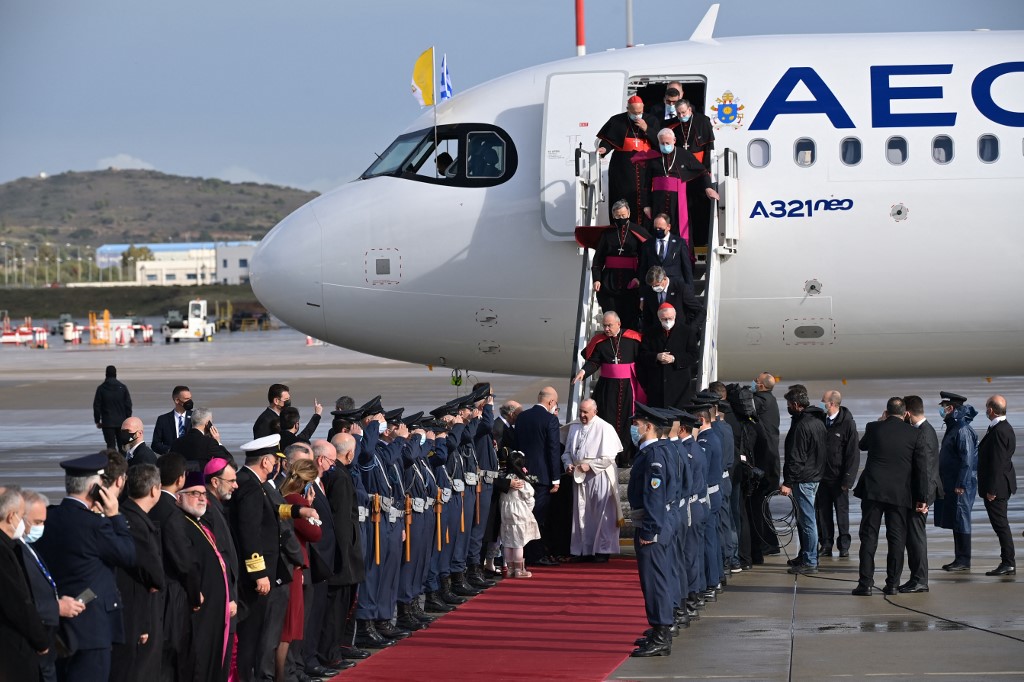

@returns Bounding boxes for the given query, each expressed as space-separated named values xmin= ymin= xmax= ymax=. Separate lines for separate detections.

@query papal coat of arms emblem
xmin=710 ymin=90 xmax=745 ymax=130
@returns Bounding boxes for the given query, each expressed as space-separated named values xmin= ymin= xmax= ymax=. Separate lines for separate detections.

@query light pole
xmin=1 ymin=242 xmax=8 ymax=287
xmin=28 ymin=245 xmax=38 ymax=287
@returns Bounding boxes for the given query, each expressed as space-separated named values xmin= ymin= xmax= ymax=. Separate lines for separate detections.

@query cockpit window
xmin=361 ymin=123 xmax=517 ymax=187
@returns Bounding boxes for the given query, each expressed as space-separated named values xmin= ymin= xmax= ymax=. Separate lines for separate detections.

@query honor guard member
xmin=676 ymin=405 xmax=710 ymax=607
xmin=695 ymin=389 xmax=736 ymax=582
xmin=35 ymin=453 xmax=136 ymax=682
xmin=395 ymin=412 xmax=432 ymax=632
xmin=356 ymin=407 xmax=411 ymax=644
xmin=467 ymin=383 xmax=500 ymax=589
xmin=422 ymin=409 xmax=458 ymax=613
xmin=664 ymin=408 xmax=700 ymax=626
xmin=404 ymin=416 xmax=443 ymax=628
xmin=447 ymin=395 xmax=484 ymax=598
xmin=628 ymin=404 xmax=676 ymax=658
xmin=692 ymin=401 xmax=725 ymax=597
xmin=434 ymin=399 xmax=472 ymax=601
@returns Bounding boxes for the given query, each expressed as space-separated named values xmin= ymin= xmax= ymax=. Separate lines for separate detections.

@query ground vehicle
xmin=162 ymin=299 xmax=216 ymax=343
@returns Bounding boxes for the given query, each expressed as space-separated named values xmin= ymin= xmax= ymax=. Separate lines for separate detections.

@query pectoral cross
xmin=682 ymin=142 xmax=690 ymax=150
xmin=613 ymin=357 xmax=620 ymax=363
xmin=617 ymin=246 xmax=624 ymax=254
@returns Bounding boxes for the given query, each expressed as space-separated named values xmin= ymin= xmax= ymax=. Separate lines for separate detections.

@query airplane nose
xmin=249 ymin=202 xmax=326 ymax=339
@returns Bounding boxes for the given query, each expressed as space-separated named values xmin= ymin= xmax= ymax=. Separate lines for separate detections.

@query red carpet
xmin=335 ymin=557 xmax=648 ymax=681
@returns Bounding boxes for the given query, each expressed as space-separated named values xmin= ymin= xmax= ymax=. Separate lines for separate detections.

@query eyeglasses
xmin=181 ymin=490 xmax=207 ymax=499
xmin=214 ymin=476 xmax=237 ymax=484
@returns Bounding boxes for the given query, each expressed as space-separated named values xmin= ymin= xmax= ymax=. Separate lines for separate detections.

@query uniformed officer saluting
xmin=35 ymin=452 xmax=136 ymax=682
xmin=627 ymin=403 xmax=676 ymax=658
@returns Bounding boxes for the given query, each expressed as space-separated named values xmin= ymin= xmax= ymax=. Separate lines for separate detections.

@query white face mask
xmin=13 ymin=517 xmax=25 ymax=540
xmin=652 ymin=285 xmax=665 ymax=293
xmin=660 ymin=319 xmax=675 ymax=330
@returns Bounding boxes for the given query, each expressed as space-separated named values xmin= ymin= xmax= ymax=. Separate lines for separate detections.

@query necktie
xmin=24 ymin=543 xmax=58 ymax=597
xmin=659 ymin=240 xmax=666 ymax=260
xmin=659 ymin=291 xmax=666 ymax=304
xmin=177 ymin=414 xmax=185 ymax=437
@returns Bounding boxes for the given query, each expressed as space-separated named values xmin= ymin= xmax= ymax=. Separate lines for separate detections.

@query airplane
xmin=249 ymin=4 xmax=1024 ymax=384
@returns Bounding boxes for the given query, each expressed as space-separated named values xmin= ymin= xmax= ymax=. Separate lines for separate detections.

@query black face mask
xmin=613 ymin=216 xmax=629 ymax=227
xmin=654 ymin=228 xmax=667 ymax=239
xmin=182 ymin=399 xmax=194 ymax=411
xmin=117 ymin=430 xmax=134 ymax=447
xmin=282 ymin=400 xmax=292 ymax=409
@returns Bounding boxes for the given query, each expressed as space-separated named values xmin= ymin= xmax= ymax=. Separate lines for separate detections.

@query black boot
xmin=396 ymin=602 xmax=427 ymax=631
xmin=354 ymin=619 xmax=394 ymax=649
xmin=375 ymin=619 xmax=411 ymax=640
xmin=466 ymin=564 xmax=496 ymax=589
xmin=673 ymin=608 xmax=690 ymax=629
xmin=440 ymin=576 xmax=467 ymax=605
xmin=631 ymin=625 xmax=672 ymax=657
xmin=424 ymin=591 xmax=454 ymax=613
xmin=450 ymin=571 xmax=482 ymax=597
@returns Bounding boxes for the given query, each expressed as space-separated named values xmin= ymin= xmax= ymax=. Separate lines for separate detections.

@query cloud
xmin=216 ymin=165 xmax=275 ymax=185
xmin=96 ymin=153 xmax=156 ymax=171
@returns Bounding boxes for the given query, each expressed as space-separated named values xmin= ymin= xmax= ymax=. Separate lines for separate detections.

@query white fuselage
xmin=250 ymin=31 xmax=1024 ymax=379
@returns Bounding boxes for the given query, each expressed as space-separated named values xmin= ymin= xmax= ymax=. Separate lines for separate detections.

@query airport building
xmin=92 ymin=241 xmax=257 ymax=286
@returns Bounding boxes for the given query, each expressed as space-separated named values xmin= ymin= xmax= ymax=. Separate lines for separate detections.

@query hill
xmin=0 ymin=169 xmax=318 ymax=250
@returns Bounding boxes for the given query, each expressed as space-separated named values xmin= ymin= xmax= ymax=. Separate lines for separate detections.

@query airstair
xmin=566 ymin=144 xmax=739 ymax=422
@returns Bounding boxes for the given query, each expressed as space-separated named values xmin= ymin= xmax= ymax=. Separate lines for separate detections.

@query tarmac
xmin=1 ymin=327 xmax=1022 ymax=680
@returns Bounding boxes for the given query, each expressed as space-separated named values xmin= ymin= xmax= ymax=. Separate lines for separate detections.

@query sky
xmin=2 ymin=0 xmax=1022 ymax=193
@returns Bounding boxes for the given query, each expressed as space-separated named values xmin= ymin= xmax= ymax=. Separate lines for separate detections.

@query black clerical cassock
xmin=596 ymin=111 xmax=659 ymax=222
xmin=638 ymin=147 xmax=714 ymax=253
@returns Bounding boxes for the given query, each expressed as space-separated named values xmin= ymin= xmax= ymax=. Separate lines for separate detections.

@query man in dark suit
xmin=254 ymin=383 xmax=292 ymax=439
xmin=648 ymin=82 xmax=684 ymax=125
xmin=110 ymin=465 xmax=165 ymax=682
xmin=93 ymin=365 xmax=132 ymax=450
xmin=638 ymin=303 xmax=699 ymax=410
xmin=899 ymin=395 xmax=942 ymax=593
xmin=34 ymin=453 xmax=137 ymax=682
xmin=494 ymin=400 xmax=521 ymax=460
xmin=640 ymin=266 xmax=704 ymax=331
xmin=170 ymin=405 xmax=233 ymax=467
xmin=978 ymin=394 xmax=1017 ymax=576
xmin=119 ymin=417 xmax=158 ymax=467
xmin=638 ymin=213 xmax=693 ymax=286
xmin=852 ymin=397 xmax=928 ymax=595
xmin=18 ymin=488 xmax=88 ymax=682
xmin=0 ymin=486 xmax=51 ymax=682
xmin=152 ymin=385 xmax=192 ymax=455
xmin=150 ymin=454 xmax=201 ymax=681
xmin=513 ymin=387 xmax=563 ymax=566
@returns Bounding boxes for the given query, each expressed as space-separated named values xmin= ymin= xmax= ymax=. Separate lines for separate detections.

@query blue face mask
xmin=25 ymin=524 xmax=44 ymax=544
xmin=680 ymin=114 xmax=691 ymax=122
xmin=629 ymin=424 xmax=641 ymax=445
xmin=820 ymin=402 xmax=828 ymax=411
xmin=751 ymin=380 xmax=759 ymax=392
xmin=659 ymin=143 xmax=674 ymax=154
xmin=417 ymin=434 xmax=426 ymax=446
xmin=939 ymin=407 xmax=948 ymax=420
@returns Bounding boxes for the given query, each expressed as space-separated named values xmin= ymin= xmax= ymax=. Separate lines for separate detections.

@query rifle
xmin=371 ymin=493 xmax=381 ymax=565
xmin=404 ymin=494 xmax=412 ymax=562
xmin=435 ymin=488 xmax=443 ymax=550
xmin=475 ymin=478 xmax=482 ymax=525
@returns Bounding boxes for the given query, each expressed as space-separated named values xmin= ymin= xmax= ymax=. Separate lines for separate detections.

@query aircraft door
xmin=541 ymin=71 xmax=627 ymax=241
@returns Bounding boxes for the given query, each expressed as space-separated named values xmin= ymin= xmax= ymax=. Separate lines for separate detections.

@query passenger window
xmin=979 ymin=134 xmax=999 ymax=163
xmin=840 ymin=137 xmax=861 ymax=166
xmin=466 ymin=132 xmax=505 ymax=178
xmin=932 ymin=135 xmax=953 ymax=164
xmin=794 ymin=138 xmax=815 ymax=167
xmin=748 ymin=139 xmax=770 ymax=168
xmin=886 ymin=137 xmax=908 ymax=165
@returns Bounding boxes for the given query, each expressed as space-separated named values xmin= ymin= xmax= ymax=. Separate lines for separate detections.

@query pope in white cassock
xmin=562 ymin=399 xmax=625 ymax=560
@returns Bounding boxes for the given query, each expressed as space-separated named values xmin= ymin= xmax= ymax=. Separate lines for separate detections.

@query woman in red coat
xmin=277 ymin=460 xmax=322 ymax=681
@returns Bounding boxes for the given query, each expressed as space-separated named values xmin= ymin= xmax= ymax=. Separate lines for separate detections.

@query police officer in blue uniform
xmin=35 ymin=453 xmax=136 ymax=682
xmin=695 ymin=389 xmax=737 ymax=582
xmin=467 ymin=383 xmax=500 ymax=589
xmin=396 ymin=411 xmax=432 ymax=632
xmin=665 ymin=408 xmax=700 ymax=625
xmin=447 ymin=395 xmax=484 ymax=598
xmin=627 ymin=403 xmax=676 ymax=657
xmin=423 ymin=407 xmax=459 ymax=613
xmin=678 ymin=405 xmax=709 ymax=610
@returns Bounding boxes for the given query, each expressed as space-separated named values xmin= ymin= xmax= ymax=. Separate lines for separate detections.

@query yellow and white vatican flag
xmin=411 ymin=47 xmax=435 ymax=107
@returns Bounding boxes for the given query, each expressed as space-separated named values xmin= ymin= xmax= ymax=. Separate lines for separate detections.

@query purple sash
xmin=651 ymin=175 xmax=690 ymax=246
xmin=600 ymin=362 xmax=648 ymax=408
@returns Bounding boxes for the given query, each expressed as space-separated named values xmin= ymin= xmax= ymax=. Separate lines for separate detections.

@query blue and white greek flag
xmin=440 ymin=53 xmax=453 ymax=101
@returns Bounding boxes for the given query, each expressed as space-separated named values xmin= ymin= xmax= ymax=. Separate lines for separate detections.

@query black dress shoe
xmin=322 ymin=658 xmax=356 ymax=670
xmin=763 ymin=548 xmax=781 ymax=556
xmin=788 ymin=564 xmax=818 ymax=575
xmin=594 ymin=553 xmax=610 ymax=563
xmin=306 ymin=665 xmax=342 ymax=678
xmin=882 ymin=585 xmax=899 ymax=595
xmin=838 ymin=550 xmax=850 ymax=558
xmin=818 ymin=548 xmax=833 ymax=558
xmin=333 ymin=646 xmax=371 ymax=660
xmin=985 ymin=563 xmax=1016 ymax=576
xmin=944 ymin=562 xmax=971 ymax=572
xmin=786 ymin=557 xmax=804 ymax=567
xmin=897 ymin=581 xmax=929 ymax=593
xmin=851 ymin=585 xmax=873 ymax=596
xmin=375 ymin=620 xmax=411 ymax=640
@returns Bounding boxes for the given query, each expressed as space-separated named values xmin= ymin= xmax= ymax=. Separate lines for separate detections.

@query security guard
xmin=35 ymin=453 xmax=136 ymax=682
xmin=628 ymin=404 xmax=675 ymax=657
